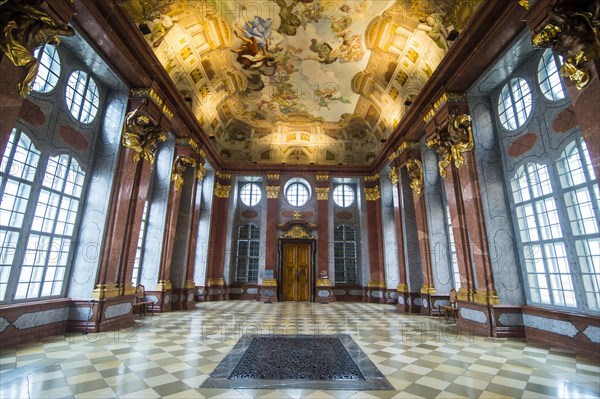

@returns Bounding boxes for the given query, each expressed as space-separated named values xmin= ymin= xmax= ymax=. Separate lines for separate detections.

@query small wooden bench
xmin=132 ymin=284 xmax=154 ymax=318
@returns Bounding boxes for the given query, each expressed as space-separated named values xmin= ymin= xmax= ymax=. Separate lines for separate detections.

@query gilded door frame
xmin=277 ymin=239 xmax=316 ymax=302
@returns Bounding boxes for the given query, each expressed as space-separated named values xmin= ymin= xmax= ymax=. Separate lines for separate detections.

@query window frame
xmin=31 ymin=44 xmax=61 ymax=94
xmin=497 ymin=77 xmax=533 ymax=131
xmin=537 ymin=49 xmax=566 ymax=102
xmin=332 ymin=184 xmax=356 ymax=208
xmin=509 ymin=137 xmax=600 ymax=313
xmin=65 ymin=70 xmax=100 ymax=124
xmin=239 ymin=182 xmax=262 ymax=207
xmin=234 ymin=223 xmax=260 ymax=284
xmin=334 ymin=224 xmax=359 ymax=285
xmin=0 ymin=129 xmax=88 ymax=303
xmin=285 ymin=181 xmax=311 ymax=208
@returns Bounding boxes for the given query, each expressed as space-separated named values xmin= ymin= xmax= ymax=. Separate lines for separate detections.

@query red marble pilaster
xmin=443 ymin=166 xmax=476 ymax=301
xmin=363 ymin=175 xmax=386 ymax=303
xmin=260 ymin=174 xmax=280 ymax=302
xmin=315 ymin=174 xmax=334 ymax=303
xmin=205 ymin=172 xmax=232 ymax=300
xmin=456 ymin=151 xmax=499 ymax=305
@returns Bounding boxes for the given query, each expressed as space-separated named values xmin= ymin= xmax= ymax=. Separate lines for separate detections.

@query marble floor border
xmin=201 ymin=334 xmax=395 ymax=390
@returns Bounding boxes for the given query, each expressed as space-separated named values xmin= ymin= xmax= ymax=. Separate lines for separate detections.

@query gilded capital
xmin=364 ymin=185 xmax=381 ymax=201
xmin=316 ymin=187 xmax=330 ymax=200
xmin=406 ymin=158 xmax=423 ymax=196
xmin=216 ymin=171 xmax=231 ymax=180
xmin=266 ymin=185 xmax=280 ymax=199
xmin=171 ymin=155 xmax=197 ymax=191
xmin=122 ymin=101 xmax=167 ymax=164
xmin=0 ymin=2 xmax=74 ymax=97
xmin=267 ymin=173 xmax=280 ymax=181
xmin=214 ymin=182 xmax=232 ymax=198
xmin=315 ymin=174 xmax=330 ymax=182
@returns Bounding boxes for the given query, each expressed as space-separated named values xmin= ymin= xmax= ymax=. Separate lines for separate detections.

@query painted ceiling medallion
xmin=123 ymin=0 xmax=480 ymax=165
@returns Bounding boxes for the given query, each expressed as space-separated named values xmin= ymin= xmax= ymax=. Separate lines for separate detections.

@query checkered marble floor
xmin=1 ymin=301 xmax=599 ymax=398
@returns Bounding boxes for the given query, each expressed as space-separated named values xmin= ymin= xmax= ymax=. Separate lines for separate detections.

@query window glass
xmin=538 ymin=49 xmax=566 ymax=101
xmin=334 ymin=225 xmax=358 ymax=284
xmin=240 ymin=183 xmax=262 ymax=207
xmin=32 ymin=44 xmax=61 ymax=93
xmin=498 ymin=77 xmax=532 ymax=130
xmin=235 ymin=224 xmax=260 ymax=283
xmin=66 ymin=70 xmax=100 ymax=123
xmin=332 ymin=184 xmax=355 ymax=207
xmin=285 ymin=182 xmax=310 ymax=207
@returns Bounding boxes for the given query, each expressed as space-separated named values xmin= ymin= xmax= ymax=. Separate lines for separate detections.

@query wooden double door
xmin=281 ymin=242 xmax=311 ymax=301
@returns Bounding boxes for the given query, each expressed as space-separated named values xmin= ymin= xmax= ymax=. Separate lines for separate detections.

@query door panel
xmin=282 ymin=243 xmax=311 ymax=301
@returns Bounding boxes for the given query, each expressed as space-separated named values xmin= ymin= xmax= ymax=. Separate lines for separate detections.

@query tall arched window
xmin=0 ymin=129 xmax=87 ymax=301
xmin=334 ymin=225 xmax=358 ymax=284
xmin=235 ymin=223 xmax=260 ymax=283
xmin=510 ymin=138 xmax=599 ymax=311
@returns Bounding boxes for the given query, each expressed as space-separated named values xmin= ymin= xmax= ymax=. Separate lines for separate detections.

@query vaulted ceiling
xmin=122 ymin=0 xmax=481 ymax=166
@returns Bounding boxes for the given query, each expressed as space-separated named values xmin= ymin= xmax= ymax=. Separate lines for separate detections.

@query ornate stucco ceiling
xmin=123 ymin=0 xmax=480 ymax=166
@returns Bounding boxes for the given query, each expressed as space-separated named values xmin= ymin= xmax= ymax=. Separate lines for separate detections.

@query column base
xmin=205 ymin=278 xmax=226 ymax=301
xmin=456 ymin=300 xmax=494 ymax=337
xmin=364 ymin=281 xmax=386 ymax=304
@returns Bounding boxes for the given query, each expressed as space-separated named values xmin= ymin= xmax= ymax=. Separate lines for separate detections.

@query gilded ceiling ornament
xmin=316 ymin=187 xmax=330 ymax=200
xmin=388 ymin=151 xmax=398 ymax=162
xmin=532 ymin=3 xmax=600 ymax=89
xmin=266 ymin=185 xmax=280 ymax=199
xmin=423 ymin=92 xmax=466 ymax=123
xmin=171 ymin=155 xmax=197 ymax=191
xmin=315 ymin=174 xmax=330 ymax=182
xmin=364 ymin=173 xmax=380 ymax=182
xmin=267 ymin=173 xmax=280 ymax=181
xmin=0 ymin=1 xmax=74 ymax=97
xmin=214 ymin=182 xmax=231 ymax=198
xmin=122 ymin=101 xmax=167 ymax=164
xmin=215 ymin=171 xmax=231 ymax=180
xmin=388 ymin=166 xmax=399 ymax=186
xmin=130 ymin=87 xmax=174 ymax=118
xmin=281 ymin=225 xmax=314 ymax=240
xmin=447 ymin=112 xmax=474 ymax=170
xmin=293 ymin=211 xmax=302 ymax=220
xmin=397 ymin=141 xmax=420 ymax=155
xmin=364 ymin=185 xmax=381 ymax=201
xmin=196 ymin=163 xmax=207 ymax=181
xmin=405 ymin=158 xmax=423 ymax=196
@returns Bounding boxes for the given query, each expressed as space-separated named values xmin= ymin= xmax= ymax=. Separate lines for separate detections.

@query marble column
xmin=401 ymin=149 xmax=436 ymax=315
xmin=205 ymin=172 xmax=232 ymax=300
xmin=180 ymin=153 xmax=206 ymax=310
xmin=315 ymin=174 xmax=334 ymax=303
xmin=524 ymin=0 xmax=600 ymax=179
xmin=157 ymin=149 xmax=197 ymax=312
xmin=363 ymin=174 xmax=386 ymax=303
xmin=260 ymin=173 xmax=280 ymax=302
xmin=390 ymin=160 xmax=409 ymax=312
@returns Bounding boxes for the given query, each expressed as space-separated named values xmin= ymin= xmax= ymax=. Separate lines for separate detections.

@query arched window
xmin=65 ymin=70 xmax=100 ymax=123
xmin=498 ymin=77 xmax=532 ymax=130
xmin=538 ymin=49 xmax=566 ymax=101
xmin=32 ymin=44 xmax=61 ymax=93
xmin=332 ymin=184 xmax=355 ymax=207
xmin=235 ymin=223 xmax=260 ymax=283
xmin=0 ymin=130 xmax=87 ymax=301
xmin=239 ymin=183 xmax=262 ymax=206
xmin=0 ymin=130 xmax=41 ymax=300
xmin=132 ymin=201 xmax=150 ymax=286
xmin=556 ymin=138 xmax=600 ymax=310
xmin=511 ymin=162 xmax=576 ymax=307
xmin=334 ymin=225 xmax=358 ymax=284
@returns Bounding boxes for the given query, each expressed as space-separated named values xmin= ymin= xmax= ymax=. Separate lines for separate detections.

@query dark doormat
xmin=200 ymin=334 xmax=394 ymax=390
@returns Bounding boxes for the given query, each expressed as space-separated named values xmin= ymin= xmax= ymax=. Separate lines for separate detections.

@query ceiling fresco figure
xmin=123 ymin=0 xmax=482 ymax=165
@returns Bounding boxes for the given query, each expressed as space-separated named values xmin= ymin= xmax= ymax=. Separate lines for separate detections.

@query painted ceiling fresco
xmin=123 ymin=0 xmax=480 ymax=165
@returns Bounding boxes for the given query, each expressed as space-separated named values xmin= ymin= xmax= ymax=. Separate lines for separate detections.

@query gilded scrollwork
xmin=532 ymin=2 xmax=600 ymax=89
xmin=0 ymin=1 xmax=74 ymax=97
xmin=388 ymin=166 xmax=399 ymax=186
xmin=281 ymin=225 xmax=314 ymax=239
xmin=266 ymin=185 xmax=280 ymax=199
xmin=447 ymin=112 xmax=474 ymax=170
xmin=214 ymin=182 xmax=232 ymax=198
xmin=405 ymin=158 xmax=423 ymax=196
xmin=426 ymin=111 xmax=473 ymax=178
xmin=171 ymin=155 xmax=197 ymax=191
xmin=122 ymin=100 xmax=167 ymax=164
xmin=364 ymin=185 xmax=381 ymax=201
xmin=316 ymin=187 xmax=330 ymax=200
